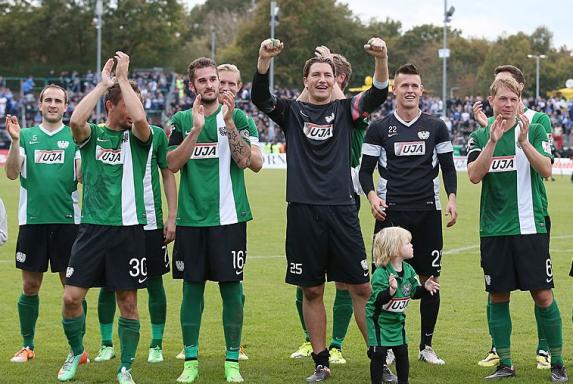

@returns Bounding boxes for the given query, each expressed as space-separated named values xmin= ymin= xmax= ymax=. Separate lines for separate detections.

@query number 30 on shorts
xmin=129 ymin=257 xmax=147 ymax=277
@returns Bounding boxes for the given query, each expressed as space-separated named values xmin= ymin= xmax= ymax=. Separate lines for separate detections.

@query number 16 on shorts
xmin=232 ymin=250 xmax=246 ymax=275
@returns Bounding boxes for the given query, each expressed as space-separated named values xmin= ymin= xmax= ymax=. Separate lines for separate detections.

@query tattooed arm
xmin=221 ymin=91 xmax=251 ymax=169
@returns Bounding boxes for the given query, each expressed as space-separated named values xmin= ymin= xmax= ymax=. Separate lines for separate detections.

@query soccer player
xmin=467 ymin=76 xmax=567 ymax=381
xmin=291 ymin=48 xmax=366 ymax=366
xmin=94 ymin=122 xmax=176 ymax=364
xmin=5 ymin=85 xmax=82 ymax=363
xmin=473 ymin=65 xmax=555 ymax=369
xmin=173 ymin=63 xmax=262 ymax=363
xmin=57 ymin=51 xmax=152 ymax=384
xmin=359 ymin=63 xmax=458 ymax=365
xmin=167 ymin=57 xmax=257 ymax=383
xmin=251 ymin=37 xmax=389 ymax=382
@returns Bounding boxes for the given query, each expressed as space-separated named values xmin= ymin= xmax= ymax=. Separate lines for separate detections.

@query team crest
xmin=484 ymin=275 xmax=491 ymax=286
xmin=176 ymin=261 xmax=184 ymax=272
xmin=240 ymin=129 xmax=250 ymax=139
xmin=16 ymin=252 xmax=26 ymax=263
xmin=219 ymin=126 xmax=228 ymax=136
xmin=360 ymin=259 xmax=369 ymax=271
xmin=402 ymin=282 xmax=412 ymax=296
xmin=57 ymin=140 xmax=70 ymax=149
xmin=418 ymin=131 xmax=430 ymax=140
xmin=325 ymin=112 xmax=335 ymax=123
xmin=66 ymin=267 xmax=75 ymax=278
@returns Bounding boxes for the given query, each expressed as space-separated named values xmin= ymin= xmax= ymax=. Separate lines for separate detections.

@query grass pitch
xmin=0 ymin=170 xmax=572 ymax=383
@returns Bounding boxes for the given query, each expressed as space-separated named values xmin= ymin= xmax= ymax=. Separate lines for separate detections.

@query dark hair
xmin=332 ymin=54 xmax=352 ymax=90
xmin=40 ymin=84 xmax=68 ymax=104
xmin=303 ymin=57 xmax=336 ymax=78
xmin=394 ymin=63 xmax=420 ymax=79
xmin=188 ymin=57 xmax=217 ymax=82
xmin=494 ymin=65 xmax=525 ymax=85
xmin=104 ymin=81 xmax=141 ymax=113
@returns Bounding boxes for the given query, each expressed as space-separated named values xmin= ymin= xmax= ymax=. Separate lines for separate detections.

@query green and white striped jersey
xmin=79 ymin=123 xmax=151 ymax=226
xmin=468 ymin=122 xmax=552 ymax=236
xmin=17 ymin=125 xmax=80 ymax=225
xmin=168 ymin=105 xmax=257 ymax=227
xmin=142 ymin=125 xmax=169 ymax=230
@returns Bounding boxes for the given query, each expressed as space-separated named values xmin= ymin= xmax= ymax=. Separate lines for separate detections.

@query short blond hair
xmin=489 ymin=77 xmax=520 ymax=98
xmin=373 ymin=227 xmax=412 ymax=267
xmin=217 ymin=63 xmax=241 ymax=83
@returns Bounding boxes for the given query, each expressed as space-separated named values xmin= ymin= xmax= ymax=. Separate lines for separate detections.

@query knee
xmin=302 ymin=286 xmax=323 ymax=302
xmin=532 ymin=289 xmax=553 ymax=308
xmin=349 ymin=283 xmax=371 ymax=300
xmin=22 ymin=279 xmax=41 ymax=296
xmin=117 ymin=293 xmax=138 ymax=318
xmin=63 ymin=291 xmax=83 ymax=311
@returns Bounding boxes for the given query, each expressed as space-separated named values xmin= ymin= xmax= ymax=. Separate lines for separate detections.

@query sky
xmin=186 ymin=0 xmax=573 ymax=50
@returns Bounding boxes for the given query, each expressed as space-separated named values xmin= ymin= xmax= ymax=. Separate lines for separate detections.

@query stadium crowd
xmin=2 ymin=73 xmax=573 ymax=156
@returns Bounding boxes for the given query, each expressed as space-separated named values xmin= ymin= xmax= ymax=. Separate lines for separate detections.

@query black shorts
xmin=66 ymin=224 xmax=147 ymax=291
xmin=481 ymin=233 xmax=553 ymax=293
xmin=285 ymin=203 xmax=369 ymax=287
xmin=374 ymin=210 xmax=443 ymax=277
xmin=16 ymin=224 xmax=79 ymax=273
xmin=145 ymin=229 xmax=170 ymax=278
xmin=172 ymin=222 xmax=247 ymax=282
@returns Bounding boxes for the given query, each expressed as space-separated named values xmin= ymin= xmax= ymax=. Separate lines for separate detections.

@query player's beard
xmin=200 ymin=89 xmax=218 ymax=105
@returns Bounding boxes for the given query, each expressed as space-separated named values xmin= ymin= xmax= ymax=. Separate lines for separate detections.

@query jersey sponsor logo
xmin=191 ymin=143 xmax=218 ymax=159
xmin=66 ymin=267 xmax=74 ymax=278
xmin=303 ymin=122 xmax=333 ymax=141
xmin=57 ymin=140 xmax=70 ymax=149
xmin=96 ymin=145 xmax=123 ymax=165
xmin=34 ymin=149 xmax=65 ymax=164
xmin=382 ymin=297 xmax=410 ymax=313
xmin=16 ymin=252 xmax=26 ymax=263
xmin=325 ymin=112 xmax=335 ymax=123
xmin=489 ymin=156 xmax=516 ymax=173
xmin=394 ymin=141 xmax=425 ymax=156
xmin=418 ymin=130 xmax=430 ymax=140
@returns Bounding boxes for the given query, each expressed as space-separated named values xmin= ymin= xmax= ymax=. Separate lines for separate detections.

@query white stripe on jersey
xmin=143 ymin=144 xmax=157 ymax=230
xmin=121 ymin=132 xmax=139 ymax=225
xmin=18 ymin=186 xmax=27 ymax=225
xmin=436 ymin=141 xmax=453 ymax=154
xmin=362 ymin=143 xmax=381 ymax=157
xmin=72 ymin=190 xmax=81 ymax=224
xmin=524 ymin=108 xmax=536 ymax=122
xmin=433 ymin=176 xmax=442 ymax=210
xmin=514 ymin=127 xmax=536 ymax=234
xmin=217 ymin=111 xmax=238 ymax=225
xmin=376 ymin=176 xmax=388 ymax=202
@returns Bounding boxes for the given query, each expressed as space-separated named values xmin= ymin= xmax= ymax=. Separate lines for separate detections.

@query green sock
xmin=486 ymin=296 xmax=495 ymax=350
xmin=534 ymin=304 xmax=550 ymax=353
xmin=147 ymin=276 xmax=166 ymax=348
xmin=220 ymin=282 xmax=243 ymax=361
xmin=98 ymin=288 xmax=116 ymax=346
xmin=330 ymin=289 xmax=353 ymax=350
xmin=296 ymin=287 xmax=310 ymax=342
xmin=241 ymin=282 xmax=246 ymax=307
xmin=181 ymin=282 xmax=205 ymax=359
xmin=118 ymin=317 xmax=140 ymax=372
xmin=490 ymin=301 xmax=512 ymax=367
xmin=537 ymin=300 xmax=564 ymax=366
xmin=81 ymin=299 xmax=88 ymax=337
xmin=63 ymin=313 xmax=85 ymax=356
xmin=18 ymin=294 xmax=39 ymax=349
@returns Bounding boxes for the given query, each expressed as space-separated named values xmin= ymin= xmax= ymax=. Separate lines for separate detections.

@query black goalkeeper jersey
xmin=361 ymin=111 xmax=454 ymax=211
xmin=252 ymin=71 xmax=388 ymax=205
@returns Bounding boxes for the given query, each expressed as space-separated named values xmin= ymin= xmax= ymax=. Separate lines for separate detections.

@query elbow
xmin=539 ymin=166 xmax=552 ymax=178
xmin=250 ymin=163 xmax=263 ymax=173
xmin=69 ymin=118 xmax=82 ymax=131
xmin=468 ymin=175 xmax=481 ymax=184
xmin=6 ymin=171 xmax=18 ymax=180
xmin=166 ymin=155 xmax=181 ymax=173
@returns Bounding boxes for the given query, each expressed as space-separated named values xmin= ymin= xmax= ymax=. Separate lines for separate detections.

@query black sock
xmin=394 ymin=344 xmax=410 ymax=384
xmin=420 ymin=291 xmax=440 ymax=350
xmin=311 ymin=349 xmax=329 ymax=368
xmin=368 ymin=346 xmax=387 ymax=384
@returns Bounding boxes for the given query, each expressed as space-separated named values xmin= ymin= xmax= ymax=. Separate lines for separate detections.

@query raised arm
xmin=221 ymin=92 xmax=251 ymax=169
xmin=167 ymin=95 xmax=205 ymax=173
xmin=4 ymin=115 xmax=23 ymax=180
xmin=114 ymin=51 xmax=150 ymax=143
xmin=70 ymin=58 xmax=115 ymax=144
